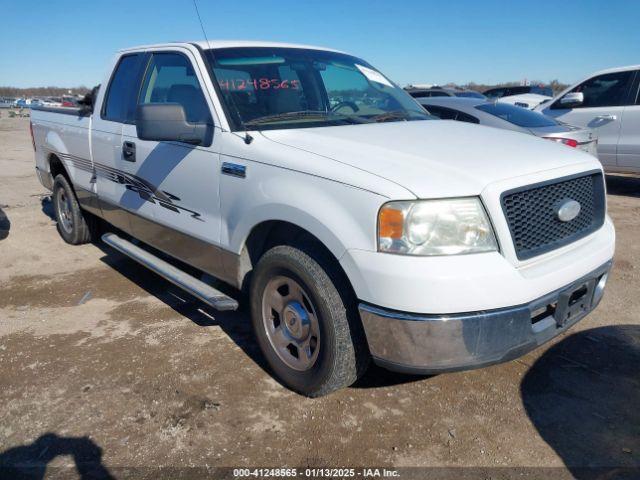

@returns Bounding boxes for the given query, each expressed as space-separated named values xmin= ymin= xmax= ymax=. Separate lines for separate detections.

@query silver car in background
xmin=416 ymin=97 xmax=598 ymax=156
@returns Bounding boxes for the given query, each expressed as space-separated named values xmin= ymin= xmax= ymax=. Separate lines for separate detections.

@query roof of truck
xmin=119 ymin=40 xmax=347 ymax=54
xmin=587 ymin=64 xmax=640 ymax=76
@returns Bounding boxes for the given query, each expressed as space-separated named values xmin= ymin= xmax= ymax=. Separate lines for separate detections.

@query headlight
xmin=378 ymin=197 xmax=498 ymax=256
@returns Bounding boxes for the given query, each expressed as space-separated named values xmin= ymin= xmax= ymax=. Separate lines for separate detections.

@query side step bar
xmin=101 ymin=232 xmax=238 ymax=311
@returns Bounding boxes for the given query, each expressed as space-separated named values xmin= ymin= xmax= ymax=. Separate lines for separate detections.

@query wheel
xmin=250 ymin=244 xmax=369 ymax=397
xmin=52 ymin=174 xmax=94 ymax=245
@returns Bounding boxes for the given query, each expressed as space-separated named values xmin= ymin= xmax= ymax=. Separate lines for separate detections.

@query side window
xmin=455 ymin=111 xmax=480 ymax=124
xmin=553 ymin=71 xmax=634 ymax=109
xmin=508 ymin=86 xmax=528 ymax=96
xmin=139 ymin=52 xmax=212 ymax=123
xmin=425 ymin=106 xmax=458 ymax=120
xmin=423 ymin=105 xmax=445 ymax=118
xmin=102 ymin=54 xmax=142 ymax=123
xmin=484 ymin=88 xmax=504 ymax=99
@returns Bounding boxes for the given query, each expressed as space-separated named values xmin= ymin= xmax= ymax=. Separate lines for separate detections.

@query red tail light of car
xmin=544 ymin=137 xmax=578 ymax=148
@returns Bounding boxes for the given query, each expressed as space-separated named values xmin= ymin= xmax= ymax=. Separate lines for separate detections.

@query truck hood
xmin=261 ymin=120 xmax=597 ymax=198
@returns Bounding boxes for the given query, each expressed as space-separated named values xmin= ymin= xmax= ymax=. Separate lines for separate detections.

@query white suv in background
xmin=536 ymin=65 xmax=640 ymax=172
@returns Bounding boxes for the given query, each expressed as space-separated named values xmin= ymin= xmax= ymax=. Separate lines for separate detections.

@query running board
xmin=101 ymin=232 xmax=238 ymax=311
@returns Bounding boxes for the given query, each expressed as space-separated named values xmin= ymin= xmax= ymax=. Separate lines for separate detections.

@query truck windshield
xmin=205 ymin=47 xmax=430 ymax=130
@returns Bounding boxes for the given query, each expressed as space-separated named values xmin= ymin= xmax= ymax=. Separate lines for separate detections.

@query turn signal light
xmin=378 ymin=206 xmax=404 ymax=239
xmin=544 ymin=137 xmax=578 ymax=148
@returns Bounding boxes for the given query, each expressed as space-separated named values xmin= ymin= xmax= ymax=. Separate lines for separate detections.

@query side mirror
xmin=136 ymin=103 xmax=211 ymax=146
xmin=78 ymin=84 xmax=100 ymax=115
xmin=560 ymin=91 xmax=584 ymax=108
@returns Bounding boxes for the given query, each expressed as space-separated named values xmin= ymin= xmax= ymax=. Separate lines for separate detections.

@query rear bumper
xmin=359 ymin=261 xmax=611 ymax=374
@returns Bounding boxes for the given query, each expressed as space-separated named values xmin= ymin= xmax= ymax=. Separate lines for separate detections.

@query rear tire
xmin=250 ymin=244 xmax=369 ymax=397
xmin=52 ymin=174 xmax=95 ymax=245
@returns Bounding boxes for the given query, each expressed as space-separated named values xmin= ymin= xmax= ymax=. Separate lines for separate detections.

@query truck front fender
xmin=222 ymin=162 xmax=386 ymax=261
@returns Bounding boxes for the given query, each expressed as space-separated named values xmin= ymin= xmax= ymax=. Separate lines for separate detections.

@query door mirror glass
xmin=560 ymin=92 xmax=584 ymax=107
xmin=136 ymin=103 xmax=210 ymax=145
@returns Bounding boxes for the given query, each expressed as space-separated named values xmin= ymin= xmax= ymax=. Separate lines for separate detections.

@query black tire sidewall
xmin=52 ymin=174 xmax=86 ymax=244
xmin=250 ymin=247 xmax=345 ymax=395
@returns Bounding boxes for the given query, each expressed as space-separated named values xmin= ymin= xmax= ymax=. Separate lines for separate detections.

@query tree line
xmin=0 ymin=79 xmax=571 ymax=99
xmin=0 ymin=86 xmax=90 ymax=98
xmin=461 ymin=79 xmax=570 ymax=95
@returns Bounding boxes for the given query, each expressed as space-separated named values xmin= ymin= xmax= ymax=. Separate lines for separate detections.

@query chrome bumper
xmin=359 ymin=262 xmax=611 ymax=374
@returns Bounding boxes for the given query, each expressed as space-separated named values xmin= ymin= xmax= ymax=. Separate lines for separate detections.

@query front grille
xmin=501 ymin=171 xmax=606 ymax=260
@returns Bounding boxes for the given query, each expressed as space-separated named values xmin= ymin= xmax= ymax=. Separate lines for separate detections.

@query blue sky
xmin=1 ymin=0 xmax=638 ymax=88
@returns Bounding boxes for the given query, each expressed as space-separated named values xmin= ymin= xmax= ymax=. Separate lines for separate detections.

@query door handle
xmin=122 ymin=141 xmax=136 ymax=162
xmin=595 ymin=114 xmax=617 ymax=121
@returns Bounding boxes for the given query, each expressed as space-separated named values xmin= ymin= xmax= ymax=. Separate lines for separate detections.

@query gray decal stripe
xmin=46 ymin=149 xmax=203 ymax=221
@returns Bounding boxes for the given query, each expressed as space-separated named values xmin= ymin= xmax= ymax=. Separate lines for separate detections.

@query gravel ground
xmin=0 ymin=116 xmax=638 ymax=479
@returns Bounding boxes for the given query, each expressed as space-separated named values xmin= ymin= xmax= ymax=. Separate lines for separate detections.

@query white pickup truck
xmin=31 ymin=41 xmax=615 ymax=396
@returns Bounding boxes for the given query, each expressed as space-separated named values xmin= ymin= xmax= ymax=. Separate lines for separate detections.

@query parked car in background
xmin=406 ymin=86 xmax=486 ymax=99
xmin=484 ymin=85 xmax=553 ymax=109
xmin=536 ymin=65 xmax=640 ymax=172
xmin=40 ymin=97 xmax=63 ymax=107
xmin=0 ymin=97 xmax=15 ymax=108
xmin=61 ymin=96 xmax=79 ymax=107
xmin=417 ymin=97 xmax=598 ymax=156
xmin=497 ymin=93 xmax=552 ymax=109
xmin=14 ymin=98 xmax=43 ymax=108
xmin=484 ymin=85 xmax=553 ymax=99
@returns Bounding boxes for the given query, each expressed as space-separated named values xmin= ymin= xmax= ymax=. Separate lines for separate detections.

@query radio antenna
xmin=191 ymin=0 xmax=252 ymax=144
xmin=192 ymin=0 xmax=211 ymax=48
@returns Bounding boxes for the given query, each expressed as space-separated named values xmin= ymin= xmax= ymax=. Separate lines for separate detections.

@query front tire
xmin=250 ymin=244 xmax=369 ymax=397
xmin=52 ymin=174 xmax=94 ymax=245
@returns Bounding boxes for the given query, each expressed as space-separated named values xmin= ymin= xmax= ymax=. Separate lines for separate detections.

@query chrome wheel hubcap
xmin=56 ymin=188 xmax=73 ymax=233
xmin=262 ymin=275 xmax=320 ymax=371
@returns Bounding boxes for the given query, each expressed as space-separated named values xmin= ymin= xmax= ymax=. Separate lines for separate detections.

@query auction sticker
xmin=355 ymin=65 xmax=393 ymax=88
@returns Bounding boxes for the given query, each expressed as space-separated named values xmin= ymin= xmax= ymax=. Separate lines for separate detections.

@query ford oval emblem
xmin=557 ymin=199 xmax=581 ymax=222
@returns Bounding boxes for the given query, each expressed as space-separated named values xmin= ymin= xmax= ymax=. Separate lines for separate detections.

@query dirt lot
xmin=0 ymin=116 xmax=638 ymax=479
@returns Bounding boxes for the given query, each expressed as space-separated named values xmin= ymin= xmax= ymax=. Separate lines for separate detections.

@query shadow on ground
xmin=521 ymin=325 xmax=640 ymax=479
xmin=40 ymin=196 xmax=55 ymax=221
xmin=38 ymin=196 xmax=439 ymax=392
xmin=606 ymin=174 xmax=640 ymax=198
xmin=0 ymin=433 xmax=114 ymax=479
xmin=92 ymin=240 xmax=273 ymax=375
xmin=0 ymin=205 xmax=10 ymax=240
xmin=353 ymin=363 xmax=427 ymax=389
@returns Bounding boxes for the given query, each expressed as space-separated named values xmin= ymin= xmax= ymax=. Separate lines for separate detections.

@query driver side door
xmin=120 ymin=48 xmax=229 ymax=281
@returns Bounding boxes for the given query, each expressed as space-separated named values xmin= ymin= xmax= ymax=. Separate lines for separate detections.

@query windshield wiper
xmin=370 ymin=110 xmax=430 ymax=123
xmin=370 ymin=110 xmax=411 ymax=123
xmin=244 ymin=110 xmax=368 ymax=127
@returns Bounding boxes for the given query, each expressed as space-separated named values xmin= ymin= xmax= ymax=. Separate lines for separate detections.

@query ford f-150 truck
xmin=31 ymin=41 xmax=615 ymax=397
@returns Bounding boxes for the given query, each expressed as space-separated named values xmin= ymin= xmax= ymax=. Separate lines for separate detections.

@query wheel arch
xmin=48 ymin=153 xmax=69 ymax=182
xmin=237 ymin=219 xmax=357 ymax=304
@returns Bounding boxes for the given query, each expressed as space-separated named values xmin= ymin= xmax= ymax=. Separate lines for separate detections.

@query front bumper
xmin=359 ymin=261 xmax=611 ymax=374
